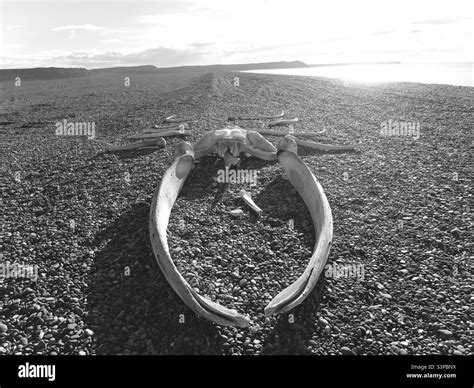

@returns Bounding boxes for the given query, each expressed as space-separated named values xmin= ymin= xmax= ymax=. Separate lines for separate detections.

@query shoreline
xmin=241 ymin=62 xmax=474 ymax=88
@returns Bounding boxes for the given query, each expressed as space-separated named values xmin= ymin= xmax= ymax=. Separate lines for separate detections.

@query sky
xmin=0 ymin=0 xmax=472 ymax=69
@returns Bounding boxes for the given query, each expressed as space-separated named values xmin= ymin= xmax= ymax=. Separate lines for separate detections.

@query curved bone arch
xmin=149 ymin=125 xmax=333 ymax=327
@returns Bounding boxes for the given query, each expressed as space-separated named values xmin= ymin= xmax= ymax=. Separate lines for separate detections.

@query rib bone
xmin=148 ymin=123 xmax=189 ymax=133
xmin=149 ymin=142 xmax=250 ymax=327
xmin=232 ymin=110 xmax=285 ymax=120
xmin=268 ymin=118 xmax=299 ymax=126
xmin=294 ymin=138 xmax=361 ymax=151
xmin=105 ymin=138 xmax=166 ymax=151
xmin=164 ymin=115 xmax=198 ymax=124
xmin=125 ymin=130 xmax=191 ymax=140
xmin=257 ymin=129 xmax=326 ymax=138
xmin=264 ymin=135 xmax=333 ymax=315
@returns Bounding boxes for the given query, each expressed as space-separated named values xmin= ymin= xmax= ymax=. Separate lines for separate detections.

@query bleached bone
xmin=149 ymin=142 xmax=251 ymax=327
xmin=149 ymin=123 xmax=189 ymax=132
xmin=264 ymin=135 xmax=333 ymax=315
xmin=125 ymin=130 xmax=191 ymax=140
xmin=145 ymin=124 xmax=189 ymax=134
xmin=150 ymin=126 xmax=334 ymax=326
xmin=293 ymin=138 xmax=361 ymax=151
xmin=240 ymin=189 xmax=262 ymax=214
xmin=164 ymin=115 xmax=198 ymax=124
xmin=105 ymin=138 xmax=166 ymax=151
xmin=258 ymin=129 xmax=326 ymax=138
xmin=232 ymin=110 xmax=285 ymax=120
xmin=268 ymin=118 xmax=299 ymax=126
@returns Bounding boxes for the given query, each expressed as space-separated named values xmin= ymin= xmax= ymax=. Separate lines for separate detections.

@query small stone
xmin=437 ymin=329 xmax=453 ymax=339
xmin=450 ymin=228 xmax=461 ymax=239
xmin=340 ymin=346 xmax=353 ymax=355
xmin=324 ymin=325 xmax=331 ymax=334
xmin=380 ymin=292 xmax=392 ymax=299
xmin=453 ymin=350 xmax=462 ymax=356
xmin=229 ymin=209 xmax=244 ymax=217
xmin=0 ymin=323 xmax=7 ymax=333
xmin=239 ymin=279 xmax=248 ymax=287
xmin=79 ymin=350 xmax=86 ymax=356
xmin=67 ymin=323 xmax=77 ymax=330
xmin=20 ymin=337 xmax=28 ymax=345
xmin=319 ymin=317 xmax=329 ymax=326
xmin=85 ymin=329 xmax=94 ymax=336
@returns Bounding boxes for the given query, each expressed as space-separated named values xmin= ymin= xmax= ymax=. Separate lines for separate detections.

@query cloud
xmin=371 ymin=30 xmax=395 ymax=36
xmin=411 ymin=17 xmax=470 ymax=26
xmin=189 ymin=42 xmax=214 ymax=48
xmin=135 ymin=0 xmax=197 ymax=21
xmin=51 ymin=24 xmax=105 ymax=31
xmin=101 ymin=38 xmax=121 ymax=43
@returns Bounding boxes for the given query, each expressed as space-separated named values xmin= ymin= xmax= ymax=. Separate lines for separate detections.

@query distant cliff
xmin=0 ymin=67 xmax=89 ymax=81
xmin=153 ymin=61 xmax=308 ymax=74
xmin=0 ymin=61 xmax=308 ymax=81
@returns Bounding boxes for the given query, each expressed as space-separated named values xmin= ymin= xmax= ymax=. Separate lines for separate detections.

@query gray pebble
xmin=340 ymin=346 xmax=353 ymax=355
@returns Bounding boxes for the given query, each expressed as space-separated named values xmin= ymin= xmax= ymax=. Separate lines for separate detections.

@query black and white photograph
xmin=0 ymin=0 xmax=472 ymax=385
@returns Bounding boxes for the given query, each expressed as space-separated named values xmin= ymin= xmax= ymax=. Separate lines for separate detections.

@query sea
xmin=243 ymin=63 xmax=473 ymax=87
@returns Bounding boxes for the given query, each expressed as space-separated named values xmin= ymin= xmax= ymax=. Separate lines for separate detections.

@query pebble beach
xmin=0 ymin=71 xmax=472 ymax=355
